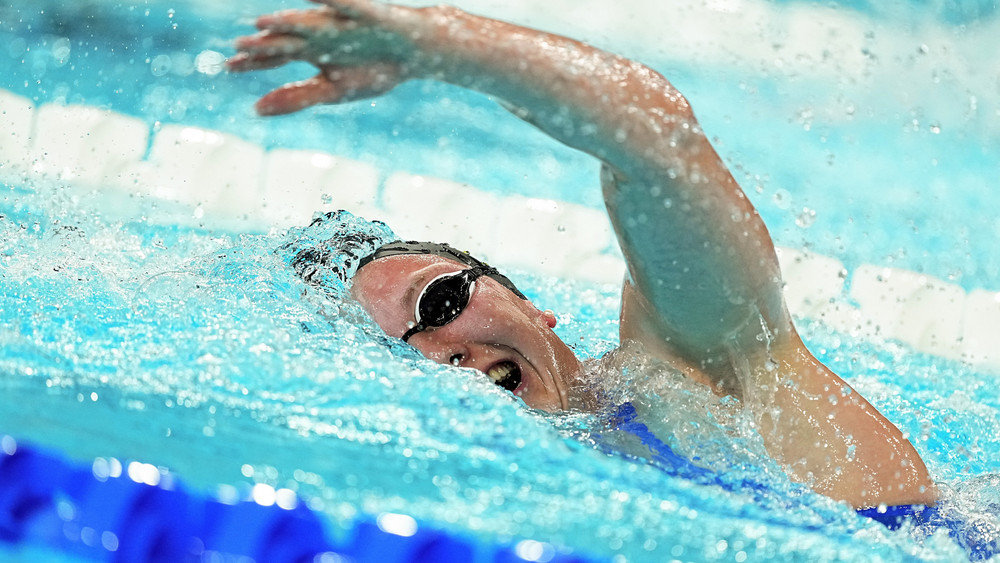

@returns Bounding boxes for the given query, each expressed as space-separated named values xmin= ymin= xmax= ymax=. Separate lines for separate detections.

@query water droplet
xmin=194 ymin=50 xmax=225 ymax=75
xmin=772 ymin=189 xmax=791 ymax=210
xmin=795 ymin=207 xmax=816 ymax=228
xmin=150 ymin=54 xmax=171 ymax=77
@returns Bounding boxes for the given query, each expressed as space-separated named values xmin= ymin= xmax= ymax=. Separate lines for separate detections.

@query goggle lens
xmin=402 ymin=266 xmax=496 ymax=342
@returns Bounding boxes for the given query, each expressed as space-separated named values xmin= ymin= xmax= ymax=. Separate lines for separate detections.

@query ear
xmin=542 ymin=309 xmax=558 ymax=329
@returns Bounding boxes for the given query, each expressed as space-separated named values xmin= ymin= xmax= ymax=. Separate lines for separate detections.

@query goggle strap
xmin=401 ymin=323 xmax=425 ymax=342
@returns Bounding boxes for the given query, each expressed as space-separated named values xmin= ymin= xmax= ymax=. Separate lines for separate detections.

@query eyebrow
xmin=401 ymin=270 xmax=435 ymax=312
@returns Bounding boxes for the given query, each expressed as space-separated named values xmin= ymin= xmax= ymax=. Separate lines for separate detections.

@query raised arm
xmin=229 ymin=0 xmax=780 ymax=373
xmin=229 ymin=0 xmax=936 ymax=508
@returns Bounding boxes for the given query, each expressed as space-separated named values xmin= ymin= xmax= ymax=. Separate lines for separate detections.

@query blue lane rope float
xmin=5 ymin=419 xmax=997 ymax=562
xmin=0 ymin=435 xmax=598 ymax=563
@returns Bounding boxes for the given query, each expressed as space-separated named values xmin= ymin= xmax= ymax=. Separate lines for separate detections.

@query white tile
xmin=380 ymin=172 xmax=500 ymax=255
xmin=810 ymin=301 xmax=880 ymax=339
xmin=556 ymin=204 xmax=617 ymax=256
xmin=961 ymin=290 xmax=1000 ymax=371
xmin=260 ymin=149 xmax=380 ymax=228
xmin=850 ymin=265 xmax=964 ymax=358
xmin=488 ymin=196 xmax=612 ymax=273
xmin=775 ymin=247 xmax=846 ymax=319
xmin=0 ymin=89 xmax=34 ymax=176
xmin=30 ymin=104 xmax=148 ymax=186
xmin=564 ymin=252 xmax=626 ymax=285
xmin=144 ymin=124 xmax=265 ymax=218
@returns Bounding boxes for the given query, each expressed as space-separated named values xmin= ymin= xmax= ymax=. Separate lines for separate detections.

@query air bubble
xmin=771 ymin=189 xmax=791 ymax=210
xmin=150 ymin=54 xmax=171 ymax=77
xmin=194 ymin=50 xmax=225 ymax=75
xmin=795 ymin=207 xmax=816 ymax=228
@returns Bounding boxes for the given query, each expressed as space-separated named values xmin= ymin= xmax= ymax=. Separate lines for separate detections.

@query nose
xmin=410 ymin=334 xmax=470 ymax=368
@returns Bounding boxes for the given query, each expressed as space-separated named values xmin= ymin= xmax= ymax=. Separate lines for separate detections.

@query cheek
xmin=353 ymin=285 xmax=406 ymax=336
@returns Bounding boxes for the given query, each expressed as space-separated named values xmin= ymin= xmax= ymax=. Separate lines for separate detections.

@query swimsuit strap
xmin=605 ymin=402 xmax=715 ymax=482
xmin=601 ymin=403 xmax=999 ymax=560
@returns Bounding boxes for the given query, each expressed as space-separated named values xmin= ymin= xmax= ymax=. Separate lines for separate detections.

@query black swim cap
xmin=359 ymin=240 xmax=528 ymax=300
xmin=281 ymin=210 xmax=396 ymax=297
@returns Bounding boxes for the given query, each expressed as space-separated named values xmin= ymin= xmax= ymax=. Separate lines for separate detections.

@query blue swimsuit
xmin=604 ymin=402 xmax=998 ymax=561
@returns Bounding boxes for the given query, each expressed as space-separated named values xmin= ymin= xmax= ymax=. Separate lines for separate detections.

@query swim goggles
xmin=357 ymin=240 xmax=528 ymax=342
xmin=402 ymin=265 xmax=498 ymax=342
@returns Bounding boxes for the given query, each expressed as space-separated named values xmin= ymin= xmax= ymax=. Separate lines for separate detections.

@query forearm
xmin=752 ymin=335 xmax=937 ymax=508
xmin=403 ymin=6 xmax=696 ymax=172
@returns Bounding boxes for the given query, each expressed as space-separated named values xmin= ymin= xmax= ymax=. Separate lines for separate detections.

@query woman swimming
xmin=228 ymin=0 xmax=937 ymax=512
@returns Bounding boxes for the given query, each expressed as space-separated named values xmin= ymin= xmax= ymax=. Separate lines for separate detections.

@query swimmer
xmin=229 ymin=0 xmax=937 ymax=511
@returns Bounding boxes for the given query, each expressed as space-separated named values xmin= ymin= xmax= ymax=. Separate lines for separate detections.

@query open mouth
xmin=486 ymin=360 xmax=522 ymax=392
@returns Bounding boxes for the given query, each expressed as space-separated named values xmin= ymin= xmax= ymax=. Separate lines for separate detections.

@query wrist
xmin=394 ymin=4 xmax=488 ymax=83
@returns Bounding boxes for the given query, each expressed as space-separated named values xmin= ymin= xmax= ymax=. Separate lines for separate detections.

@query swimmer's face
xmin=351 ymin=254 xmax=581 ymax=411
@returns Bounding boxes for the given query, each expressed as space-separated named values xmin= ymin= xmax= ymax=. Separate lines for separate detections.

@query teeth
xmin=487 ymin=361 xmax=521 ymax=392
xmin=487 ymin=362 xmax=514 ymax=382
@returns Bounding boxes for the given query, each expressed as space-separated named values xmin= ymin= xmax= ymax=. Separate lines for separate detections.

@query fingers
xmin=233 ymin=31 xmax=307 ymax=55
xmin=256 ymin=76 xmax=341 ymax=116
xmin=226 ymin=51 xmax=292 ymax=73
xmin=228 ymin=31 xmax=306 ymax=72
xmin=325 ymin=63 xmax=403 ymax=98
xmin=255 ymin=7 xmax=347 ymax=34
xmin=255 ymin=64 xmax=402 ymax=116
xmin=306 ymin=0 xmax=389 ymax=21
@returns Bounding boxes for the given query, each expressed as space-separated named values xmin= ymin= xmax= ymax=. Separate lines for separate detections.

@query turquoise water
xmin=2 ymin=1 xmax=1000 ymax=561
xmin=5 ymin=189 xmax=998 ymax=562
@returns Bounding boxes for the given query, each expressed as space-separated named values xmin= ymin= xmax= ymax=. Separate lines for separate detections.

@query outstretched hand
xmin=227 ymin=0 xmax=418 ymax=115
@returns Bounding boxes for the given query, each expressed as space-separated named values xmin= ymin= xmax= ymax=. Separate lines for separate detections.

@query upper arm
xmin=402 ymin=11 xmax=793 ymax=370
xmin=602 ymin=127 xmax=791 ymax=379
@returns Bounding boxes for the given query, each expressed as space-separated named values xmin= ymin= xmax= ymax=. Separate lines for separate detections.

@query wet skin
xmin=350 ymin=254 xmax=581 ymax=411
xmin=232 ymin=0 xmax=938 ymax=508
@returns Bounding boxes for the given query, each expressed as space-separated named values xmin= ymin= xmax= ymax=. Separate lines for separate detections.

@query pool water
xmin=3 ymin=0 xmax=1000 ymax=561
xmin=7 ymin=185 xmax=998 ymax=563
